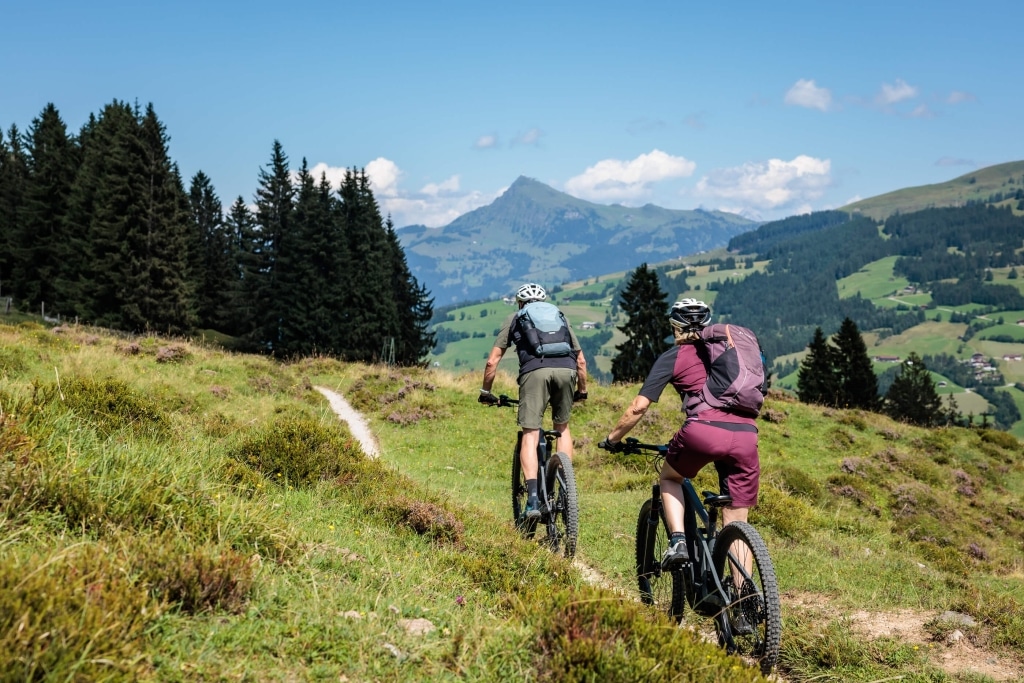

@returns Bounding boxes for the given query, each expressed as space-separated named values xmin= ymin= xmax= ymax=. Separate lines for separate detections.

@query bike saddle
xmin=702 ymin=492 xmax=733 ymax=508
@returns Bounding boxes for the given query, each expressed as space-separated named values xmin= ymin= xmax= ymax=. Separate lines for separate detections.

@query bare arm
xmin=481 ymin=346 xmax=506 ymax=392
xmin=607 ymin=394 xmax=651 ymax=442
xmin=575 ymin=351 xmax=588 ymax=393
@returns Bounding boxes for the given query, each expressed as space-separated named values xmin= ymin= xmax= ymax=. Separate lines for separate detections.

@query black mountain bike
xmin=491 ymin=394 xmax=579 ymax=558
xmin=600 ymin=437 xmax=781 ymax=674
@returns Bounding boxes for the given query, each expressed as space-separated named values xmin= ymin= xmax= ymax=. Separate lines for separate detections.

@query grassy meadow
xmin=2 ymin=318 xmax=1024 ymax=681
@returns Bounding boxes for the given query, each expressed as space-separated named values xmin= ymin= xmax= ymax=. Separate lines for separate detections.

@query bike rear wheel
xmin=510 ymin=434 xmax=537 ymax=538
xmin=544 ymin=451 xmax=578 ymax=558
xmin=635 ymin=498 xmax=685 ymax=622
xmin=712 ymin=521 xmax=781 ymax=674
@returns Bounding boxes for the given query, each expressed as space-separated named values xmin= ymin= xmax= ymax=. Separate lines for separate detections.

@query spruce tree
xmin=189 ymin=171 xmax=234 ymax=331
xmin=0 ymin=126 xmax=28 ymax=304
xmin=336 ymin=169 xmax=399 ymax=362
xmin=17 ymin=105 xmax=77 ymax=311
xmin=797 ymin=327 xmax=841 ymax=406
xmin=273 ymin=159 xmax=328 ymax=356
xmin=253 ymin=140 xmax=294 ymax=350
xmin=65 ymin=100 xmax=141 ymax=327
xmin=833 ymin=317 xmax=879 ymax=409
xmin=224 ymin=196 xmax=259 ymax=338
xmin=884 ymin=352 xmax=942 ymax=426
xmin=611 ymin=263 xmax=670 ymax=383
xmin=385 ymin=215 xmax=435 ymax=365
xmin=123 ymin=104 xmax=195 ymax=334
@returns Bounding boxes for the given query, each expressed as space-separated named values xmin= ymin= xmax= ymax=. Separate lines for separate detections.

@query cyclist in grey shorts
xmin=479 ymin=283 xmax=588 ymax=521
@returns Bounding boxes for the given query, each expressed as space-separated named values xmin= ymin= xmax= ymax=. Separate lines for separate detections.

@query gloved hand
xmin=598 ymin=439 xmax=623 ymax=453
xmin=478 ymin=389 xmax=499 ymax=405
xmin=573 ymin=390 xmax=588 ymax=402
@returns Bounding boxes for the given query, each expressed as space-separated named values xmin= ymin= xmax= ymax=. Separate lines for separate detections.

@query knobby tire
xmin=634 ymin=498 xmax=685 ymax=622
xmin=510 ymin=435 xmax=536 ymax=538
xmin=545 ymin=452 xmax=578 ymax=558
xmin=711 ymin=521 xmax=781 ymax=674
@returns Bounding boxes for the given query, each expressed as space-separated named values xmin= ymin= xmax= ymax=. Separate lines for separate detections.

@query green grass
xmin=3 ymin=322 xmax=1024 ymax=680
xmin=837 ymin=255 xmax=910 ymax=301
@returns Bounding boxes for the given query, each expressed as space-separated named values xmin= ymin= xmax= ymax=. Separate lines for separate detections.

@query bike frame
xmin=633 ymin=441 xmax=739 ymax=638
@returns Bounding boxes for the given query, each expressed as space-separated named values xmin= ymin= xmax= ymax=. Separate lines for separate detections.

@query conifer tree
xmin=17 ymin=105 xmax=77 ymax=311
xmin=189 ymin=171 xmax=234 ymax=331
xmin=611 ymin=263 xmax=670 ymax=383
xmin=273 ymin=159 xmax=330 ymax=356
xmin=253 ymin=140 xmax=294 ymax=349
xmin=797 ymin=327 xmax=841 ymax=406
xmin=832 ymin=317 xmax=879 ymax=409
xmin=64 ymin=100 xmax=141 ymax=326
xmin=123 ymin=104 xmax=195 ymax=334
xmin=884 ymin=352 xmax=942 ymax=426
xmin=0 ymin=125 xmax=28 ymax=303
xmin=224 ymin=196 xmax=259 ymax=338
xmin=336 ymin=169 xmax=399 ymax=362
xmin=385 ymin=215 xmax=435 ymax=364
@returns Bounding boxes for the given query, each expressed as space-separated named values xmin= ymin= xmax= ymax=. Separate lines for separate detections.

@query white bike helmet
xmin=516 ymin=283 xmax=547 ymax=303
xmin=669 ymin=298 xmax=712 ymax=330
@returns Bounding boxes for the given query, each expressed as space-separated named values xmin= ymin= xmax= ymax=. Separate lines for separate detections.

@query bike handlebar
xmin=598 ymin=437 xmax=668 ymax=456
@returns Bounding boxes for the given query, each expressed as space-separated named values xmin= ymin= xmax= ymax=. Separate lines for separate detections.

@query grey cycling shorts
xmin=517 ymin=367 xmax=577 ymax=429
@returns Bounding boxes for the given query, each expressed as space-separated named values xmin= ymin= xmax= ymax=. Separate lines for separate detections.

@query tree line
xmin=0 ymin=101 xmax=434 ymax=363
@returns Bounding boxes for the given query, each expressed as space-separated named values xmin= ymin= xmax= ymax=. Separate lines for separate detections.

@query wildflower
xmin=456 ymin=595 xmax=465 ymax=606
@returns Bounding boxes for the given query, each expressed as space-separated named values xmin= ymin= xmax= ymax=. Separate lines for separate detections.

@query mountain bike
xmin=491 ymin=394 xmax=578 ymax=558
xmin=599 ymin=437 xmax=781 ymax=674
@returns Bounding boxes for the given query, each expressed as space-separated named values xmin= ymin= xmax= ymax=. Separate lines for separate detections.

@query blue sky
xmin=3 ymin=0 xmax=1020 ymax=227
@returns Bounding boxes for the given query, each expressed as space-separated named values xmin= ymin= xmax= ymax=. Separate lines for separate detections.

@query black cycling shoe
xmin=661 ymin=538 xmax=690 ymax=568
xmin=729 ymin=611 xmax=754 ymax=636
xmin=517 ymin=500 xmax=541 ymax=526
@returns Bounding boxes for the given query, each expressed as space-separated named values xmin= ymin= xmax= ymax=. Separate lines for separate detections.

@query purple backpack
xmin=694 ymin=323 xmax=769 ymax=417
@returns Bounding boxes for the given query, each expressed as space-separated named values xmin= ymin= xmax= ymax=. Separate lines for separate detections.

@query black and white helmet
xmin=516 ymin=282 xmax=547 ymax=303
xmin=669 ymin=298 xmax=712 ymax=330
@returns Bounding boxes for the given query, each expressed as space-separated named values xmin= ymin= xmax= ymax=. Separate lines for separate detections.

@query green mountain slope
xmin=399 ymin=176 xmax=754 ymax=305
xmin=841 ymin=160 xmax=1024 ymax=220
xmin=2 ymin=321 xmax=1023 ymax=680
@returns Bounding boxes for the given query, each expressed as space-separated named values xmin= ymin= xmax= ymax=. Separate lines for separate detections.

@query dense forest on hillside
xmin=714 ymin=205 xmax=1024 ymax=361
xmin=0 ymin=101 xmax=434 ymax=363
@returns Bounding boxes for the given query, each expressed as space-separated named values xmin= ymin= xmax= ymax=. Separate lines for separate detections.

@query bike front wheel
xmin=544 ymin=451 xmax=578 ymax=558
xmin=635 ymin=498 xmax=685 ymax=622
xmin=712 ymin=521 xmax=781 ymax=674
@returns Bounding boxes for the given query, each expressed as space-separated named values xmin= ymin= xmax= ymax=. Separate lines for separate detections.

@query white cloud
xmin=304 ymin=159 xmax=494 ymax=227
xmin=564 ymin=149 xmax=697 ymax=202
xmin=876 ymin=79 xmax=918 ymax=106
xmin=694 ymin=155 xmax=832 ymax=214
xmin=784 ymin=79 xmax=833 ymax=111
xmin=474 ymin=134 xmax=498 ymax=149
xmin=947 ymin=90 xmax=976 ymax=104
xmin=908 ymin=104 xmax=934 ymax=119
xmin=513 ymin=128 xmax=544 ymax=146
xmin=365 ymin=157 xmax=402 ymax=196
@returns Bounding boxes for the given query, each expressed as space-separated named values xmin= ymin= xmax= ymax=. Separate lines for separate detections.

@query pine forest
xmin=0 ymin=101 xmax=435 ymax=364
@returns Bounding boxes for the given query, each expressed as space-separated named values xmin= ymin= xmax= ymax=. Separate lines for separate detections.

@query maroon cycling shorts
xmin=665 ymin=419 xmax=760 ymax=508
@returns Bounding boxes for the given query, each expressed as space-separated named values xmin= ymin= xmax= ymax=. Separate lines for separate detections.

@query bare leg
xmin=553 ymin=422 xmax=572 ymax=459
xmin=723 ymin=506 xmax=752 ymax=590
xmin=519 ymin=428 xmax=540 ymax=480
xmin=660 ymin=461 xmax=685 ymax=535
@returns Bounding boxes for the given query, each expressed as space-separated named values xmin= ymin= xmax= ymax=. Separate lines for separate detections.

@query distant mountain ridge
xmin=398 ymin=176 xmax=755 ymax=304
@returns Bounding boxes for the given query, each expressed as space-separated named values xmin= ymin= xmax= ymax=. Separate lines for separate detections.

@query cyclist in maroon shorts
xmin=601 ymin=299 xmax=759 ymax=567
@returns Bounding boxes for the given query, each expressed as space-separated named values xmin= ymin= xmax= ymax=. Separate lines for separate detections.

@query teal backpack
xmin=515 ymin=302 xmax=573 ymax=357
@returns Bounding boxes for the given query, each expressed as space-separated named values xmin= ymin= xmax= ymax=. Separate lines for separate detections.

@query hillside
xmin=398 ymin=176 xmax=755 ymax=305
xmin=841 ymin=160 xmax=1024 ymax=220
xmin=2 ymin=320 xmax=1023 ymax=681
